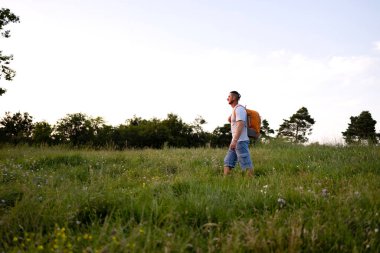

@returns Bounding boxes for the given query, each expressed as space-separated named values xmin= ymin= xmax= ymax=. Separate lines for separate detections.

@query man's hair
xmin=230 ymin=91 xmax=241 ymax=100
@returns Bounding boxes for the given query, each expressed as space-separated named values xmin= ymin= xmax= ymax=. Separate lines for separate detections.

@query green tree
xmin=126 ymin=115 xmax=148 ymax=126
xmin=0 ymin=112 xmax=33 ymax=144
xmin=89 ymin=124 xmax=115 ymax=149
xmin=32 ymin=121 xmax=53 ymax=145
xmin=54 ymin=113 xmax=102 ymax=146
xmin=190 ymin=116 xmax=210 ymax=147
xmin=277 ymin=107 xmax=315 ymax=143
xmin=161 ymin=113 xmax=192 ymax=147
xmin=342 ymin=111 xmax=378 ymax=144
xmin=211 ymin=124 xmax=231 ymax=147
xmin=260 ymin=119 xmax=275 ymax=139
xmin=0 ymin=8 xmax=20 ymax=96
xmin=124 ymin=117 xmax=168 ymax=149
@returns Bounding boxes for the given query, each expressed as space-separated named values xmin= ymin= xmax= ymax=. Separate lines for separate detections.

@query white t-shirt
xmin=231 ymin=105 xmax=249 ymax=142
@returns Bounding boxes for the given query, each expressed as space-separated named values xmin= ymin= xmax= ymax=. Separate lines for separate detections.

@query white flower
xmin=277 ymin=198 xmax=286 ymax=208
xmin=321 ymin=189 xmax=328 ymax=197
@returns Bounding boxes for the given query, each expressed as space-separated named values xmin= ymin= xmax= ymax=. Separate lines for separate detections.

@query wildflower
xmin=83 ymin=233 xmax=92 ymax=240
xmin=37 ymin=245 xmax=44 ymax=250
xmin=321 ymin=189 xmax=328 ymax=198
xmin=263 ymin=185 xmax=268 ymax=189
xmin=84 ymin=246 xmax=93 ymax=253
xmin=76 ymin=220 xmax=81 ymax=225
xmin=277 ymin=198 xmax=286 ymax=208
xmin=375 ymin=228 xmax=379 ymax=233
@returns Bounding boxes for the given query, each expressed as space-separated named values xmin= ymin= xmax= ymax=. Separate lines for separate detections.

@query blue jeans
xmin=224 ymin=140 xmax=253 ymax=170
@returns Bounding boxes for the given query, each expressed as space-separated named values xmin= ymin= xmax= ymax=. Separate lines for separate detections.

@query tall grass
xmin=0 ymin=143 xmax=379 ymax=252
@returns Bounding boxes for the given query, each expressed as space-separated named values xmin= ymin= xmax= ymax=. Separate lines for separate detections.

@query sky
xmin=1 ymin=0 xmax=380 ymax=143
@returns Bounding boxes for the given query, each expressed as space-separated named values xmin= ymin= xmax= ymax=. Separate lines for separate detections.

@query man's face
xmin=227 ymin=93 xmax=236 ymax=105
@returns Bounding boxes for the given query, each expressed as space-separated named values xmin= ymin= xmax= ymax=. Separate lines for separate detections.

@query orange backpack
xmin=234 ymin=106 xmax=261 ymax=139
xmin=246 ymin=109 xmax=261 ymax=139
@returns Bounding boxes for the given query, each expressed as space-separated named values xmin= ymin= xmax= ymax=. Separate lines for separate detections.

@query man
xmin=224 ymin=91 xmax=254 ymax=177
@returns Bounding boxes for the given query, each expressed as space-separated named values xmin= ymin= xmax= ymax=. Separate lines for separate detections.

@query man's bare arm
xmin=230 ymin=120 xmax=244 ymax=149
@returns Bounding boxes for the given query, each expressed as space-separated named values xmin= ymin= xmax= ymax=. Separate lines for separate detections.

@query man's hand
xmin=230 ymin=139 xmax=238 ymax=150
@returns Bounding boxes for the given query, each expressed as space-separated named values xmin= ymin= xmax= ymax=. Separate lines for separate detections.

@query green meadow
xmin=0 ymin=143 xmax=379 ymax=252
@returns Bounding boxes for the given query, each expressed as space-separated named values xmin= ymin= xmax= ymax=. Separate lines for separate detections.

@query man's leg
xmin=223 ymin=149 xmax=237 ymax=176
xmin=236 ymin=141 xmax=254 ymax=177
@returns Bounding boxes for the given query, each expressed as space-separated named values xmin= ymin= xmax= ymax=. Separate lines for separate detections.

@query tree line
xmin=0 ymin=112 xmax=213 ymax=149
xmin=0 ymin=108 xmax=378 ymax=148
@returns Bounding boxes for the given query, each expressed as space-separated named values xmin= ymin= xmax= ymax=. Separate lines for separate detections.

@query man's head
xmin=230 ymin=91 xmax=241 ymax=100
xmin=227 ymin=91 xmax=241 ymax=105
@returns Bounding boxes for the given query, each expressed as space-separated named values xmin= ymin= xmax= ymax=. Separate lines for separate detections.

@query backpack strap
xmin=232 ymin=105 xmax=245 ymax=119
xmin=232 ymin=105 xmax=248 ymax=127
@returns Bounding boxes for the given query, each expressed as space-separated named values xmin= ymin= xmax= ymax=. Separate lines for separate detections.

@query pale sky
xmin=1 ymin=0 xmax=380 ymax=143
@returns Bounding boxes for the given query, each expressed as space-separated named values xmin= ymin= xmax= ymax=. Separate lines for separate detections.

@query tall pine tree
xmin=260 ymin=119 xmax=275 ymax=139
xmin=342 ymin=111 xmax=378 ymax=144
xmin=277 ymin=107 xmax=315 ymax=143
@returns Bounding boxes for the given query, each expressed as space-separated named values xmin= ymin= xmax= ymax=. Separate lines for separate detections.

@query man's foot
xmin=246 ymin=169 xmax=254 ymax=177
xmin=224 ymin=166 xmax=231 ymax=176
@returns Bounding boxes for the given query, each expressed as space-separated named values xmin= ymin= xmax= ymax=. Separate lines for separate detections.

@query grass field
xmin=0 ymin=143 xmax=379 ymax=252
